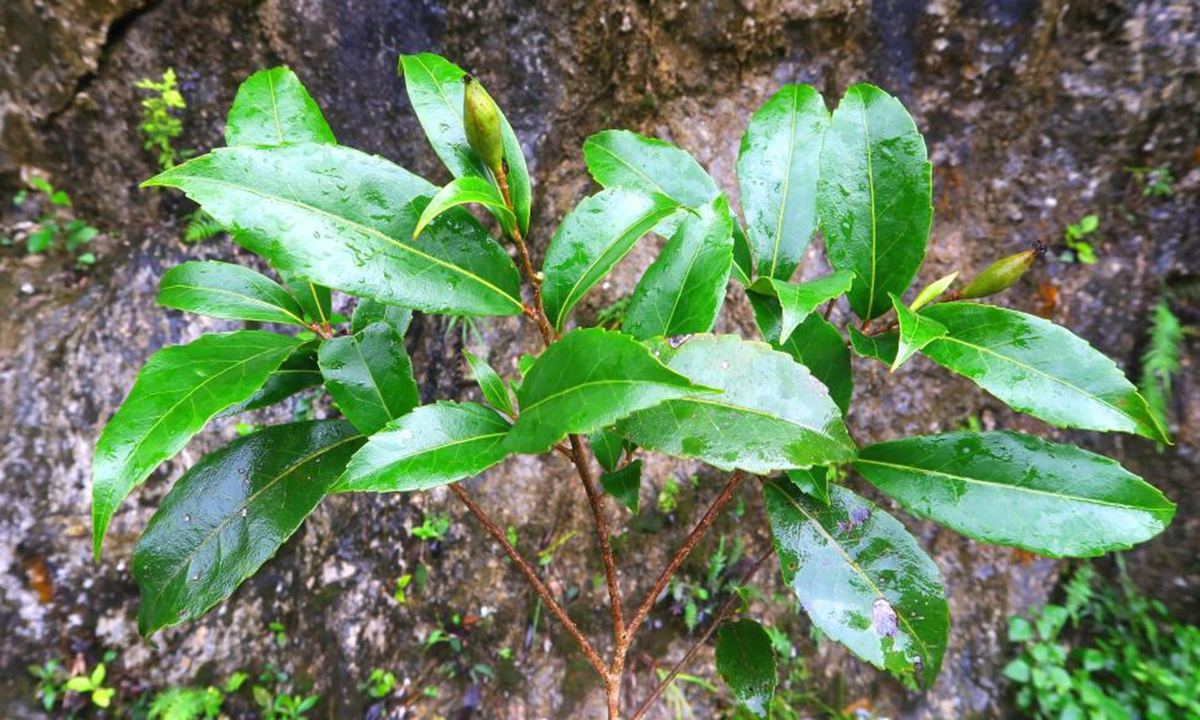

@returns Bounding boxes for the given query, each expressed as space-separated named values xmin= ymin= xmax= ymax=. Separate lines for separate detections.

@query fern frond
xmin=1139 ymin=299 xmax=1183 ymax=435
xmin=183 ymin=211 xmax=225 ymax=243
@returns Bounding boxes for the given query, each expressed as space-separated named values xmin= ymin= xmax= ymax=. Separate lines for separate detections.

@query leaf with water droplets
xmin=414 ymin=176 xmax=516 ymax=239
xmin=751 ymin=295 xmax=853 ymax=414
xmin=335 ymin=402 xmax=510 ymax=493
xmin=92 ymin=331 xmax=304 ymax=558
xmin=622 ymin=335 xmax=855 ymax=474
xmin=738 ymin=85 xmax=830 ymax=281
xmin=748 ymin=270 xmax=854 ymax=345
xmin=400 ymin=53 xmax=531 ymax=235
xmin=855 ymin=431 xmax=1175 ymax=557
xmin=583 ymin=129 xmax=719 ymax=208
xmin=318 ymin=322 xmax=420 ymax=435
xmin=541 ymin=188 xmax=681 ymax=331
xmin=222 ymin=343 xmax=322 ymax=416
xmin=889 ymin=292 xmax=947 ymax=371
xmin=764 ymin=480 xmax=948 ymax=687
xmin=464 ymin=349 xmax=514 ymax=417
xmin=920 ymin=302 xmax=1168 ymax=443
xmin=225 ymin=67 xmax=336 ymax=147
xmin=157 ymin=261 xmax=307 ymax=326
xmin=507 ymin=328 xmax=707 ymax=454
xmin=351 ymin=298 xmax=413 ymax=337
xmin=716 ymin=619 xmax=777 ymax=717
xmin=623 ymin=196 xmax=733 ymax=340
xmin=143 ymin=144 xmax=523 ymax=317
xmin=819 ymin=84 xmax=932 ymax=321
xmin=848 ymin=326 xmax=899 ymax=366
xmin=134 ymin=420 xmax=363 ymax=635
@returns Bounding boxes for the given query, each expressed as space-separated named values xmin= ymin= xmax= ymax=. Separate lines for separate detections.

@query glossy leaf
xmin=134 ymin=421 xmax=362 ymax=635
xmin=336 ymin=402 xmax=510 ymax=493
xmin=414 ymin=176 xmax=516 ymax=239
xmin=143 ymin=144 xmax=524 ymax=317
xmin=848 ymin=326 xmax=899 ymax=366
xmin=318 ymin=322 xmax=420 ymax=434
xmin=748 ymin=270 xmax=854 ymax=345
xmin=507 ymin=328 xmax=706 ymax=454
xmin=855 ymin=431 xmax=1175 ymax=557
xmin=750 ymin=296 xmax=853 ymax=414
xmin=92 ymin=331 xmax=303 ymax=557
xmin=590 ymin=426 xmax=625 ymax=473
xmin=351 ymin=298 xmax=413 ymax=337
xmin=400 ymin=53 xmax=531 ymax=234
xmin=623 ymin=196 xmax=734 ymax=340
xmin=909 ymin=271 xmax=958 ymax=311
xmin=730 ymin=220 xmax=754 ymax=286
xmin=819 ymin=84 xmax=932 ymax=321
xmin=738 ymin=85 xmax=829 ymax=281
xmin=464 ymin=349 xmax=514 ymax=417
xmin=222 ymin=343 xmax=321 ymax=415
xmin=764 ymin=480 xmax=948 ymax=687
xmin=157 ymin=261 xmax=306 ymax=326
xmin=622 ymin=335 xmax=855 ymax=473
xmin=225 ymin=67 xmax=336 ymax=147
xmin=541 ymin=188 xmax=681 ymax=331
xmin=788 ymin=467 xmax=830 ymax=505
xmin=889 ymin=292 xmax=947 ymax=371
xmin=715 ymin=619 xmax=777 ymax=717
xmin=583 ymin=129 xmax=719 ymax=207
xmin=921 ymin=303 xmax=1168 ymax=443
xmin=285 ymin=273 xmax=332 ymax=326
xmin=600 ymin=459 xmax=642 ymax=514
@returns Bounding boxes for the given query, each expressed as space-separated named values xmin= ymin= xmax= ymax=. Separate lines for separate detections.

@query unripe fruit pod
xmin=462 ymin=75 xmax=504 ymax=176
xmin=959 ymin=249 xmax=1036 ymax=300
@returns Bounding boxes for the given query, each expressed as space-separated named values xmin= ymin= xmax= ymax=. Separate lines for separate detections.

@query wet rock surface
xmin=0 ymin=0 xmax=1197 ymax=717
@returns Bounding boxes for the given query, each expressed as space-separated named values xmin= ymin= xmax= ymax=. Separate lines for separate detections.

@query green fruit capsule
xmin=959 ymin=249 xmax=1036 ymax=300
xmin=462 ymin=74 xmax=504 ymax=176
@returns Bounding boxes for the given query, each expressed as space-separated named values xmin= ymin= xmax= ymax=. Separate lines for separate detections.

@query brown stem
xmin=624 ymin=471 xmax=746 ymax=644
xmin=629 ymin=547 xmax=775 ymax=720
xmin=569 ymin=434 xmax=626 ymax=643
xmin=450 ymin=484 xmax=609 ymax=678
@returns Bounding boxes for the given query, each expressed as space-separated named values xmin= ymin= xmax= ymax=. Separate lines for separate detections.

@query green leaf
xmin=143 ymin=144 xmax=523 ymax=317
xmin=93 ymin=331 xmax=303 ymax=558
xmin=623 ymin=196 xmax=734 ymax=340
xmin=582 ymin=129 xmax=719 ymax=207
xmin=318 ymin=322 xmax=420 ymax=434
xmin=222 ymin=343 xmax=322 ymax=415
xmin=920 ymin=303 xmax=1167 ymax=443
xmin=414 ymin=176 xmax=516 ymax=239
xmin=854 ymin=431 xmax=1175 ymax=557
xmin=589 ymin=426 xmax=625 ymax=473
xmin=764 ymin=480 xmax=948 ymax=687
xmin=225 ymin=67 xmax=336 ymax=147
xmin=622 ymin=335 xmax=855 ymax=473
xmin=889 ymin=292 xmax=947 ymax=371
xmin=600 ymin=459 xmax=642 ymax=514
xmin=506 ymin=328 xmax=706 ymax=454
xmin=748 ymin=270 xmax=854 ymax=345
xmin=715 ymin=619 xmax=777 ymax=717
xmin=157 ymin=261 xmax=307 ymax=326
xmin=464 ymin=349 xmax=514 ymax=417
xmin=749 ymin=293 xmax=853 ymax=414
xmin=134 ymin=421 xmax=362 ymax=635
xmin=819 ymin=84 xmax=932 ymax=321
xmin=351 ymin=298 xmax=413 ymax=337
xmin=788 ymin=467 xmax=830 ymax=505
xmin=909 ymin=271 xmax=958 ymax=311
xmin=541 ymin=188 xmax=681 ymax=331
xmin=399 ymin=53 xmax=531 ymax=234
xmin=335 ymin=402 xmax=510 ymax=492
xmin=730 ymin=220 xmax=754 ymax=286
xmin=848 ymin=326 xmax=899 ymax=365
xmin=285 ymin=273 xmax=332 ymax=325
xmin=738 ymin=85 xmax=829 ymax=281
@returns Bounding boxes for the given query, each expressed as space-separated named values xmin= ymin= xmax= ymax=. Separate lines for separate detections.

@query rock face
xmin=0 ymin=0 xmax=1197 ymax=718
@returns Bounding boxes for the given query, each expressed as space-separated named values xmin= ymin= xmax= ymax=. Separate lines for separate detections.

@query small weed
xmin=64 ymin=660 xmax=116 ymax=709
xmin=1126 ymin=164 xmax=1175 ymax=198
xmin=394 ymin=573 xmax=413 ymax=604
xmin=412 ymin=513 xmax=451 ymax=541
xmin=358 ymin=668 xmax=396 ymax=699
xmin=10 ymin=177 xmax=100 ymax=267
xmin=137 ymin=69 xmax=188 ymax=170
xmin=1062 ymin=214 xmax=1099 ymax=265
xmin=268 ymin=620 xmax=288 ymax=647
xmin=27 ymin=659 xmax=64 ymax=712
xmin=183 ymin=210 xmax=225 ymax=243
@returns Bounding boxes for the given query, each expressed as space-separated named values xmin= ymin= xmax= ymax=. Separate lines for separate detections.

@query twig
xmin=450 ymin=483 xmax=609 ymax=678
xmin=623 ymin=471 xmax=746 ymax=643
xmin=569 ymin=434 xmax=626 ymax=642
xmin=629 ymin=547 xmax=775 ymax=720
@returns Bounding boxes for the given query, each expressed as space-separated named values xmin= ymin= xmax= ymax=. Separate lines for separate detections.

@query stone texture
xmin=0 ymin=0 xmax=1197 ymax=717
